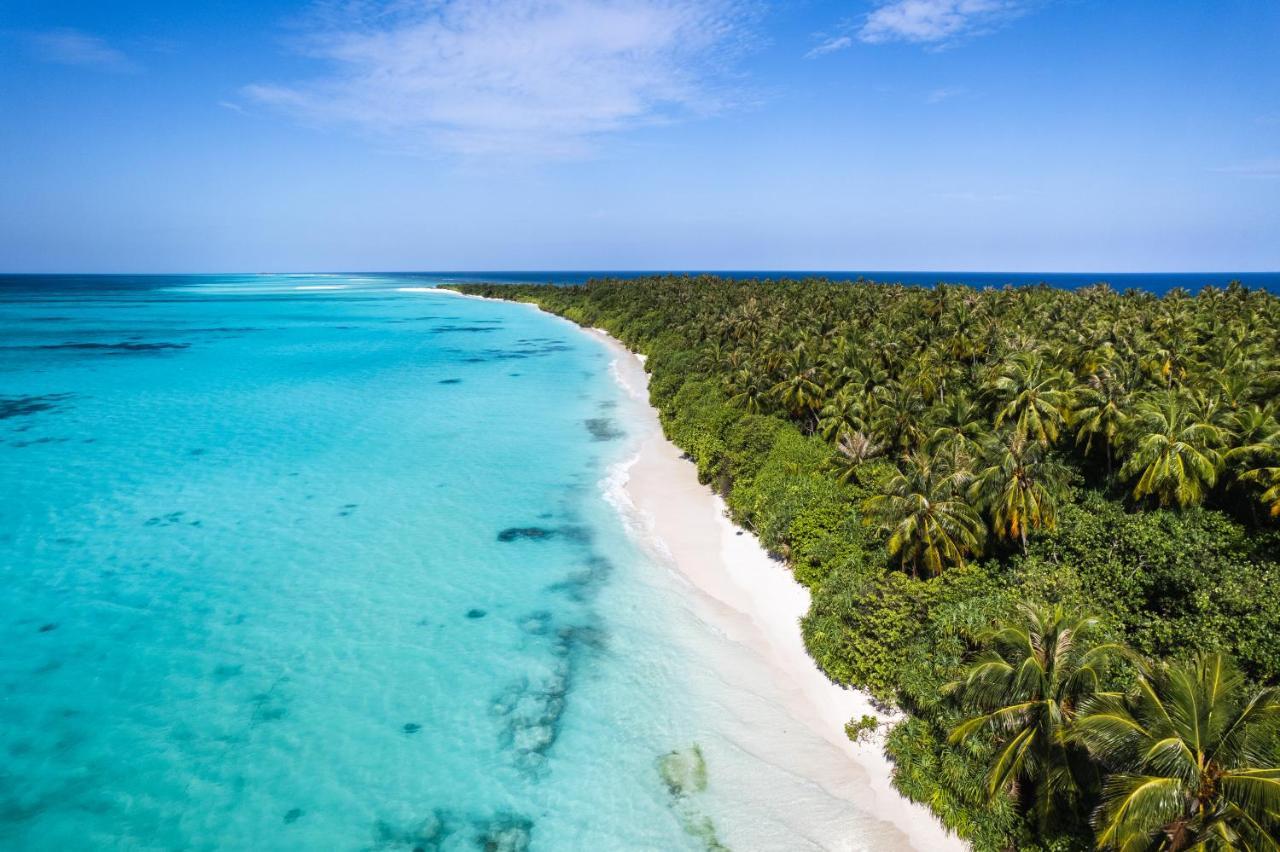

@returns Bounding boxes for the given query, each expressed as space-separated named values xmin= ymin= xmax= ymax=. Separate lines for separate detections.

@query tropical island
xmin=452 ymin=275 xmax=1280 ymax=852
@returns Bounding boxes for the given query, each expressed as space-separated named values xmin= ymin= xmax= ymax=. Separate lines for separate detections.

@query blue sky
xmin=2 ymin=0 xmax=1277 ymax=273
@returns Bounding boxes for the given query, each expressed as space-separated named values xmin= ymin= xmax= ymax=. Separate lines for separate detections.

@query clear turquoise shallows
xmin=0 ymin=275 xmax=901 ymax=851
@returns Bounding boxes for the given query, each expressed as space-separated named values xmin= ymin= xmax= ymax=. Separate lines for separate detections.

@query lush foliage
xmin=1075 ymin=653 xmax=1280 ymax=850
xmin=947 ymin=606 xmax=1125 ymax=833
xmin=454 ymin=276 xmax=1280 ymax=849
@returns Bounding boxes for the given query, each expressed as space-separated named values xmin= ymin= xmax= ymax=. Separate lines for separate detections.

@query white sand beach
xmin=595 ymin=328 xmax=964 ymax=852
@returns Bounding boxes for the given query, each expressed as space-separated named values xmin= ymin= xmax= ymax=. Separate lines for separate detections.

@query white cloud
xmin=859 ymin=0 xmax=1028 ymax=46
xmin=28 ymin=29 xmax=136 ymax=72
xmin=246 ymin=0 xmax=756 ymax=159
xmin=805 ymin=35 xmax=853 ymax=59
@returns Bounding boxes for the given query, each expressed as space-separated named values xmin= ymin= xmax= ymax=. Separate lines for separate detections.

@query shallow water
xmin=0 ymin=275 xmax=905 ymax=851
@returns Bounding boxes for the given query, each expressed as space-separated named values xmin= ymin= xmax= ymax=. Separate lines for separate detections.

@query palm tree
xmin=947 ymin=606 xmax=1126 ymax=832
xmin=817 ymin=386 xmax=869 ymax=442
xmin=987 ymin=353 xmax=1072 ymax=448
xmin=970 ymin=431 xmax=1070 ymax=553
xmin=1074 ymin=653 xmax=1280 ymax=850
xmin=726 ymin=367 xmax=770 ymax=414
xmin=1071 ymin=363 xmax=1132 ymax=479
xmin=925 ymin=392 xmax=988 ymax=458
xmin=769 ymin=344 xmax=824 ymax=432
xmin=829 ymin=430 xmax=888 ymax=483
xmin=862 ymin=450 xmax=985 ymax=576
xmin=1119 ymin=391 xmax=1224 ymax=508
xmin=1224 ymin=408 xmax=1280 ymax=520
xmin=870 ymin=379 xmax=929 ymax=455
xmin=1240 ymin=465 xmax=1280 ymax=518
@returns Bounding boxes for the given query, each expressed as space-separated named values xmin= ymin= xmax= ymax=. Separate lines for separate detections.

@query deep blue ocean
xmin=3 ymin=269 xmax=1278 ymax=296
xmin=0 ymin=274 xmax=916 ymax=851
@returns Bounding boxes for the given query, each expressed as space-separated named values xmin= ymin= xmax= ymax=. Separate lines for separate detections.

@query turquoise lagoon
xmin=0 ymin=275 xmax=904 ymax=850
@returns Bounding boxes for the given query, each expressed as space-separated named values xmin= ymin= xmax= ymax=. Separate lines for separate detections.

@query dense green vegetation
xmin=452 ymin=276 xmax=1280 ymax=850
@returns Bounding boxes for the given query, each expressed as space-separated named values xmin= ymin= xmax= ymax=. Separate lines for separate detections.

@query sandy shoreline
xmin=593 ymin=328 xmax=963 ymax=852
xmin=425 ymin=288 xmax=962 ymax=850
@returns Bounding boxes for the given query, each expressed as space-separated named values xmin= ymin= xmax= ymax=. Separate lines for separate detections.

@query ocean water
xmin=0 ymin=274 xmax=907 ymax=851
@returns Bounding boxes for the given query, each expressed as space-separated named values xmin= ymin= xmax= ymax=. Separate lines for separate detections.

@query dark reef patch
xmin=249 ymin=677 xmax=291 ymax=726
xmin=212 ymin=664 xmax=243 ymax=681
xmin=370 ymin=808 xmax=531 ymax=851
xmin=657 ymin=745 xmax=729 ymax=851
xmin=0 ymin=393 xmax=74 ymax=421
xmin=491 ymin=673 xmax=568 ymax=771
xmin=466 ymin=609 xmax=487 ymax=620
xmin=496 ymin=527 xmax=552 ymax=542
xmin=552 ymin=623 xmax=607 ymax=656
xmin=474 ymin=813 xmax=533 ymax=852
xmin=546 ymin=555 xmax=614 ymax=602
xmin=381 ymin=314 xmax=447 ymax=324
xmin=496 ymin=525 xmax=592 ymax=544
xmin=283 ymin=808 xmax=304 ymax=824
xmin=491 ymin=614 xmax=606 ymax=773
xmin=372 ymin=810 xmax=454 ymax=850
xmin=34 ymin=341 xmax=190 ymax=353
xmin=34 ymin=659 xmax=62 ymax=675
xmin=450 ymin=339 xmax=572 ymax=365
xmin=10 ymin=437 xmax=71 ymax=448
xmin=584 ymin=418 xmax=624 ymax=441
xmin=144 ymin=511 xmax=189 ymax=528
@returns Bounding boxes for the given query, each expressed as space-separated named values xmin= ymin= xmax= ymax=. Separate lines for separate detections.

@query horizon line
xmin=4 ymin=268 xmax=1279 ymax=277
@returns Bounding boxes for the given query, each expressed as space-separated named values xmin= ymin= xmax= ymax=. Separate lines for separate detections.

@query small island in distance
xmin=453 ymin=273 xmax=1280 ymax=851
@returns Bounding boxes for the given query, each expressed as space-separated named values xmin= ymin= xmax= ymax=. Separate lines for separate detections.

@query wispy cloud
xmin=926 ymin=85 xmax=966 ymax=103
xmin=805 ymin=35 xmax=853 ymax=59
xmin=246 ymin=0 xmax=757 ymax=159
xmin=1213 ymin=159 xmax=1280 ymax=180
xmin=28 ymin=29 xmax=137 ymax=72
xmin=859 ymin=0 xmax=1030 ymax=46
